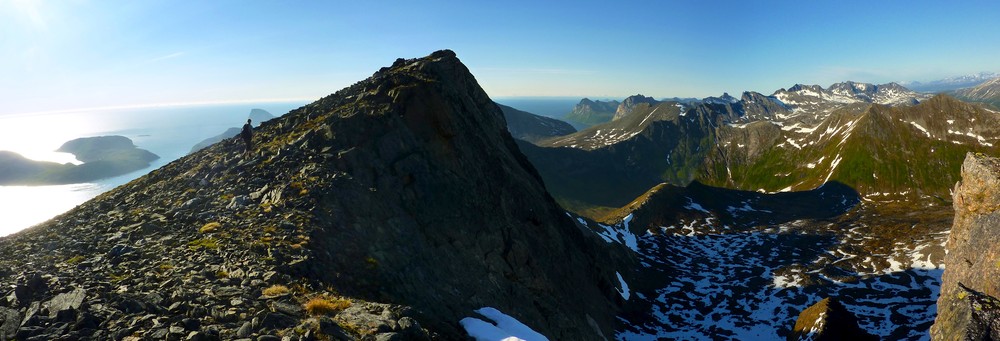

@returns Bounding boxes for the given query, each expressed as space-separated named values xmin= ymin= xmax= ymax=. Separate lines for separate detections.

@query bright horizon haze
xmin=3 ymin=0 xmax=1000 ymax=115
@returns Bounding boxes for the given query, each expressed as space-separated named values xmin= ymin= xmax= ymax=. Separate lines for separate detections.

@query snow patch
xmin=616 ymin=272 xmax=631 ymax=300
xmin=907 ymin=121 xmax=931 ymax=137
xmin=461 ymin=307 xmax=549 ymax=341
xmin=684 ymin=198 xmax=711 ymax=213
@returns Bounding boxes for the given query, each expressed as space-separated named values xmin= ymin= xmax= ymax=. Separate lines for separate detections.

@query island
xmin=0 ymin=135 xmax=159 ymax=185
xmin=189 ymin=108 xmax=277 ymax=153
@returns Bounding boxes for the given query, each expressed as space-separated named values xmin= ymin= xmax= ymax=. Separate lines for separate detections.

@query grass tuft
xmin=304 ymin=296 xmax=352 ymax=316
xmin=200 ymin=222 xmax=221 ymax=233
xmin=262 ymin=284 xmax=290 ymax=297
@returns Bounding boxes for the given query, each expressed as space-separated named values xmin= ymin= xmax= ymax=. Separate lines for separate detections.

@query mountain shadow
xmin=610 ymin=180 xmax=862 ymax=234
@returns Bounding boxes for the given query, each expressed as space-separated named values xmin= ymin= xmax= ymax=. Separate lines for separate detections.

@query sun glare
xmin=7 ymin=0 xmax=46 ymax=29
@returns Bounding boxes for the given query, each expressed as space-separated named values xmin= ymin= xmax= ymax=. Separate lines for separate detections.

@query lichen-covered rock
xmin=955 ymin=283 xmax=1000 ymax=340
xmin=933 ymin=153 xmax=1000 ymax=340
xmin=787 ymin=297 xmax=877 ymax=341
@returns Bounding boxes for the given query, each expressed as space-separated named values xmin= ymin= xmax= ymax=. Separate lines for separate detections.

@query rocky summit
xmin=0 ymin=50 xmax=628 ymax=340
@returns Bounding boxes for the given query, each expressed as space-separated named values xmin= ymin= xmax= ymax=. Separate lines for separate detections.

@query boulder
xmin=787 ymin=297 xmax=877 ymax=341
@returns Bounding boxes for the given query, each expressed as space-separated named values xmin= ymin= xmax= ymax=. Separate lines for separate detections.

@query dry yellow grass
xmin=304 ymin=296 xmax=352 ymax=316
xmin=199 ymin=222 xmax=221 ymax=233
xmin=262 ymin=285 xmax=290 ymax=297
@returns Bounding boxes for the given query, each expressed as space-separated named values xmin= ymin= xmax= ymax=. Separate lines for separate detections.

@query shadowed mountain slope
xmin=497 ymin=103 xmax=576 ymax=143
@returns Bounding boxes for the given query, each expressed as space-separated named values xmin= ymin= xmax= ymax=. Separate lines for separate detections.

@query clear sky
xmin=3 ymin=0 xmax=1000 ymax=115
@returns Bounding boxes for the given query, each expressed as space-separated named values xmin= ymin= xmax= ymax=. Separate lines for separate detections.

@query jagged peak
xmin=785 ymin=83 xmax=823 ymax=93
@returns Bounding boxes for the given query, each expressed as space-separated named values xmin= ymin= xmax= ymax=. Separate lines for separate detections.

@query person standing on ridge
xmin=241 ymin=118 xmax=253 ymax=156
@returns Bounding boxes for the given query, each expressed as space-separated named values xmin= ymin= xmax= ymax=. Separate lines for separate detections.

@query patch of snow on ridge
xmin=638 ymin=105 xmax=660 ymax=126
xmin=592 ymin=214 xmax=640 ymax=252
xmin=616 ymin=272 xmax=631 ymax=300
xmin=795 ymin=125 xmax=820 ymax=134
xmin=684 ymin=198 xmax=711 ymax=213
xmin=908 ymin=121 xmax=931 ymax=137
xmin=461 ymin=307 xmax=549 ymax=341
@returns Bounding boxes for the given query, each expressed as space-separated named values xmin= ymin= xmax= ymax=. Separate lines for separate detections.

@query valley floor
xmin=610 ymin=200 xmax=950 ymax=340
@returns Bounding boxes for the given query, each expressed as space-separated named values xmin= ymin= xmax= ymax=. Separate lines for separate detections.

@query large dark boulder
xmin=787 ymin=297 xmax=877 ymax=341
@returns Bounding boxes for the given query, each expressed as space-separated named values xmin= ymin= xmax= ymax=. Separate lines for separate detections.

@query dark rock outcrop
xmin=497 ymin=103 xmax=576 ymax=143
xmin=0 ymin=136 xmax=158 ymax=185
xmin=953 ymin=283 xmax=1000 ymax=340
xmin=787 ymin=297 xmax=877 ymax=341
xmin=933 ymin=153 xmax=1000 ymax=340
xmin=613 ymin=94 xmax=659 ymax=121
xmin=0 ymin=50 xmax=626 ymax=340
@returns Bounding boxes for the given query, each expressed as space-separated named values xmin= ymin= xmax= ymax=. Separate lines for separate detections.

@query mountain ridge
xmin=563 ymin=98 xmax=620 ymax=126
xmin=0 ymin=50 xmax=628 ymax=340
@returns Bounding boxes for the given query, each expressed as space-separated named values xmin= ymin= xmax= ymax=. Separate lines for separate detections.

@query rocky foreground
xmin=0 ymin=50 xmax=630 ymax=340
xmin=932 ymin=153 xmax=1000 ymax=340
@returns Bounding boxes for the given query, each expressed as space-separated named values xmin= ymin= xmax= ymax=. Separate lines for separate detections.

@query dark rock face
xmin=0 ymin=136 xmax=158 ymax=185
xmin=497 ymin=103 xmax=576 ymax=143
xmin=296 ymin=49 xmax=624 ymax=339
xmin=613 ymin=94 xmax=659 ymax=121
xmin=933 ymin=153 xmax=1000 ymax=340
xmin=740 ymin=91 xmax=789 ymax=121
xmin=0 ymin=50 xmax=626 ymax=340
xmin=954 ymin=283 xmax=1000 ymax=341
xmin=787 ymin=297 xmax=877 ymax=341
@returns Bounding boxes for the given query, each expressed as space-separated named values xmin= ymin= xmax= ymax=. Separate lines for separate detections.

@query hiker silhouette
xmin=241 ymin=118 xmax=253 ymax=155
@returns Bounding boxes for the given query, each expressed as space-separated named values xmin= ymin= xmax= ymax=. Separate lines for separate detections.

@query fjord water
xmin=0 ymin=102 xmax=305 ymax=236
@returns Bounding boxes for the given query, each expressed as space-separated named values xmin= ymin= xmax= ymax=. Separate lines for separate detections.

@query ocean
xmin=0 ymin=102 xmax=306 ymax=236
xmin=493 ymin=97 xmax=581 ymax=118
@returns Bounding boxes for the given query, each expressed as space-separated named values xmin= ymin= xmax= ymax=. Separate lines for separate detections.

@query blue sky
xmin=3 ymin=0 xmax=1000 ymax=115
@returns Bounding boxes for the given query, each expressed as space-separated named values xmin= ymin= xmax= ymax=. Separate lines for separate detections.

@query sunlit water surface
xmin=0 ymin=102 xmax=305 ymax=236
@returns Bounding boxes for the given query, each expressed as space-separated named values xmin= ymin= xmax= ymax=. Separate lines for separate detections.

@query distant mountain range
xmin=520 ymin=81 xmax=999 ymax=216
xmin=954 ymin=76 xmax=1000 ymax=109
xmin=902 ymin=72 xmax=999 ymax=93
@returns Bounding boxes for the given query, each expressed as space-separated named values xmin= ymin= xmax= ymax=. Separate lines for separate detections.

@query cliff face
xmin=0 ymin=50 xmax=626 ymax=340
xmin=933 ymin=153 xmax=1000 ymax=340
